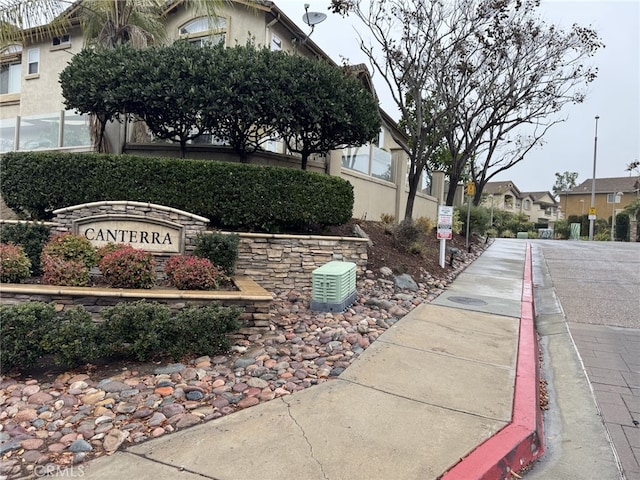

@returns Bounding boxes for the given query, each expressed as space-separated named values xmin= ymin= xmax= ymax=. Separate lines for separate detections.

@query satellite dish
xmin=302 ymin=11 xmax=327 ymax=26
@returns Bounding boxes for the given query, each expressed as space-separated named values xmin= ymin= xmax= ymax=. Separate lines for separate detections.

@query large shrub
xmin=42 ymin=307 xmax=101 ymax=368
xmin=0 ymin=222 xmax=51 ymax=275
xmin=42 ymin=232 xmax=96 ymax=269
xmin=459 ymin=204 xmax=490 ymax=235
xmin=0 ymin=152 xmax=354 ymax=232
xmin=0 ymin=243 xmax=31 ymax=283
xmin=0 ymin=301 xmax=241 ymax=371
xmin=101 ymin=301 xmax=172 ymax=361
xmin=98 ymin=246 xmax=156 ymax=289
xmin=615 ymin=213 xmax=629 ymax=241
xmin=165 ymin=255 xmax=223 ymax=290
xmin=166 ymin=305 xmax=241 ymax=360
xmin=41 ymin=255 xmax=90 ymax=286
xmin=193 ymin=233 xmax=239 ymax=275
xmin=0 ymin=302 xmax=56 ymax=372
xmin=41 ymin=232 xmax=96 ymax=286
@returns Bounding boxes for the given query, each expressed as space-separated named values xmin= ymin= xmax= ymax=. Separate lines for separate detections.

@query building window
xmin=607 ymin=193 xmax=622 ymax=203
xmin=0 ymin=62 xmax=21 ymax=94
xmin=52 ymin=34 xmax=70 ymax=46
xmin=504 ymin=195 xmax=514 ymax=208
xmin=179 ymin=17 xmax=227 ymax=47
xmin=342 ymin=140 xmax=394 ymax=183
xmin=523 ymin=199 xmax=531 ymax=210
xmin=27 ymin=48 xmax=39 ymax=75
xmin=270 ymin=33 xmax=282 ymax=51
xmin=1 ymin=45 xmax=22 ymax=94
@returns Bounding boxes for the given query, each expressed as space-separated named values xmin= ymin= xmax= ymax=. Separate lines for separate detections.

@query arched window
xmin=504 ymin=195 xmax=514 ymax=208
xmin=179 ymin=17 xmax=227 ymax=47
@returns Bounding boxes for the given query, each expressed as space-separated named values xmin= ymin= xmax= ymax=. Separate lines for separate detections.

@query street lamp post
xmin=580 ymin=199 xmax=585 ymax=215
xmin=611 ymin=191 xmax=623 ymax=241
xmin=489 ymin=195 xmax=494 ymax=229
xmin=588 ymin=116 xmax=599 ymax=241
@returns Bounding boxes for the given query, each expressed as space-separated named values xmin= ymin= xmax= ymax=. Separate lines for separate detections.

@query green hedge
xmin=0 ymin=301 xmax=241 ymax=373
xmin=0 ymin=152 xmax=354 ymax=232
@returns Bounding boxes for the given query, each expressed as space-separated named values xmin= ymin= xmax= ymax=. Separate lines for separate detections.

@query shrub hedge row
xmin=0 ymin=301 xmax=241 ymax=373
xmin=0 ymin=152 xmax=354 ymax=232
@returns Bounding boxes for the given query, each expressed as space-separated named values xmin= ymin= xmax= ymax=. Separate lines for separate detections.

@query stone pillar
xmin=453 ymin=183 xmax=465 ymax=207
xmin=431 ymin=171 xmax=446 ymax=205
xmin=393 ymin=148 xmax=407 ymax=222
xmin=326 ymin=150 xmax=343 ymax=176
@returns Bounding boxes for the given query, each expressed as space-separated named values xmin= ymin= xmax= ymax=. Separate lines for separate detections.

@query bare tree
xmin=331 ymin=0 xmax=603 ymax=212
xmin=469 ymin=120 xmax=558 ymax=205
xmin=331 ymin=0 xmax=477 ymax=218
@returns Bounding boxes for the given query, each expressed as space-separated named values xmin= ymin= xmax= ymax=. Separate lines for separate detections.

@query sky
xmin=276 ymin=0 xmax=640 ymax=193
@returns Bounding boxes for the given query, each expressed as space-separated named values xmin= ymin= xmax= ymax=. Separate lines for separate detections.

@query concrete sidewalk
xmin=81 ymin=240 xmax=542 ymax=480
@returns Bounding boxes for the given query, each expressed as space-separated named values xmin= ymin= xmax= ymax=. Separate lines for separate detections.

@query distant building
xmin=565 ymin=176 xmax=639 ymax=220
xmin=481 ymin=181 xmax=561 ymax=227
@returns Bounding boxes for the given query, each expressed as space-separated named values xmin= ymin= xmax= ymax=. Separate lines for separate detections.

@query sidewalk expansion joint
xmin=127 ymin=451 xmax=221 ymax=479
xmin=338 ymin=378 xmax=508 ymax=424
xmin=281 ymin=397 xmax=329 ymax=480
xmin=377 ymin=339 xmax=515 ymax=370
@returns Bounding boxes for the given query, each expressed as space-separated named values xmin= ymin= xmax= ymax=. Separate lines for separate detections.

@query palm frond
xmin=0 ymin=0 xmax=72 ymax=47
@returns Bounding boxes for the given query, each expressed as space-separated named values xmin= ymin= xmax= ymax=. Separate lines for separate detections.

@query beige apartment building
xmin=0 ymin=0 xmax=445 ymax=223
xmin=481 ymin=181 xmax=561 ymax=227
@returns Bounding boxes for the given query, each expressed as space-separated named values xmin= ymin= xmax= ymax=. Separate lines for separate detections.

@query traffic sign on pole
xmin=466 ymin=181 xmax=475 ymax=196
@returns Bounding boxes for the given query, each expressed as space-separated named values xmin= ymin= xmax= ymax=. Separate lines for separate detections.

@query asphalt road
xmin=526 ymin=240 xmax=640 ymax=480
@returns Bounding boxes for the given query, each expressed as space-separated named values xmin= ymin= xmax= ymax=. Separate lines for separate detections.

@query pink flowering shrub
xmin=96 ymin=242 xmax=129 ymax=262
xmin=41 ymin=232 xmax=96 ymax=286
xmin=0 ymin=243 xmax=31 ymax=283
xmin=99 ymin=246 xmax=156 ymax=289
xmin=164 ymin=255 xmax=223 ymax=290
xmin=42 ymin=254 xmax=90 ymax=286
xmin=41 ymin=232 xmax=96 ymax=269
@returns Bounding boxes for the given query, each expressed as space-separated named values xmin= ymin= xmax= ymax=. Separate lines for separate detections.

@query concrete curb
xmin=440 ymin=243 xmax=545 ymax=480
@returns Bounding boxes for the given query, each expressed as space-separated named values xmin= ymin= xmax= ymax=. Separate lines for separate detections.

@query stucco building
xmin=481 ymin=181 xmax=561 ymax=227
xmin=563 ymin=176 xmax=639 ymax=221
xmin=0 ymin=0 xmax=445 ymax=223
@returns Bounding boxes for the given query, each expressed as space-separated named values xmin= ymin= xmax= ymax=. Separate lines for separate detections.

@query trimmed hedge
xmin=0 ymin=302 xmax=56 ymax=371
xmin=0 ymin=301 xmax=242 ymax=373
xmin=0 ymin=152 xmax=354 ymax=232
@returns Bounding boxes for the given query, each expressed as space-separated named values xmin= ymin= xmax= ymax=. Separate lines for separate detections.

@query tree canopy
xmin=331 ymin=0 xmax=603 ymax=215
xmin=59 ymin=42 xmax=381 ymax=164
xmin=552 ymin=171 xmax=579 ymax=197
xmin=0 ymin=0 xmax=226 ymax=47
xmin=274 ymin=54 xmax=382 ymax=169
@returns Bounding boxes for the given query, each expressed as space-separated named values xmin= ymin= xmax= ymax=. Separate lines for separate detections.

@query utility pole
xmin=588 ymin=116 xmax=599 ymax=241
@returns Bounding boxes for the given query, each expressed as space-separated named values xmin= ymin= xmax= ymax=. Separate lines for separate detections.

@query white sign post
xmin=437 ymin=206 xmax=454 ymax=268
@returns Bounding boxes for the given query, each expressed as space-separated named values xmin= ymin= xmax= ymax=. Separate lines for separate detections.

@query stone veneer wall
xmin=53 ymin=201 xmax=210 ymax=278
xmin=232 ymin=233 xmax=369 ymax=290
xmin=0 ymin=277 xmax=272 ymax=335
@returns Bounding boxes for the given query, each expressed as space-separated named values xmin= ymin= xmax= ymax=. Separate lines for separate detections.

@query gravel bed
xmin=0 ymin=247 xmax=481 ymax=479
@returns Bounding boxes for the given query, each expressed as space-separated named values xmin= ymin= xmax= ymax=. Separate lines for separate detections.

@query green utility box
xmin=310 ymin=261 xmax=357 ymax=312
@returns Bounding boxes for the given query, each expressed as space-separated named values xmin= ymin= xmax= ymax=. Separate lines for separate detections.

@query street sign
xmin=588 ymin=207 xmax=596 ymax=216
xmin=437 ymin=205 xmax=453 ymax=240
xmin=466 ymin=181 xmax=475 ymax=196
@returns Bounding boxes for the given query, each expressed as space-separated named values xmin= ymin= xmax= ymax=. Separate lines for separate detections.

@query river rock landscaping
xmin=0 ymin=225 xmax=486 ymax=479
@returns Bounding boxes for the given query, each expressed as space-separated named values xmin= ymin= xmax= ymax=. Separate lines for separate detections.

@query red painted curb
xmin=440 ymin=243 xmax=544 ymax=480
